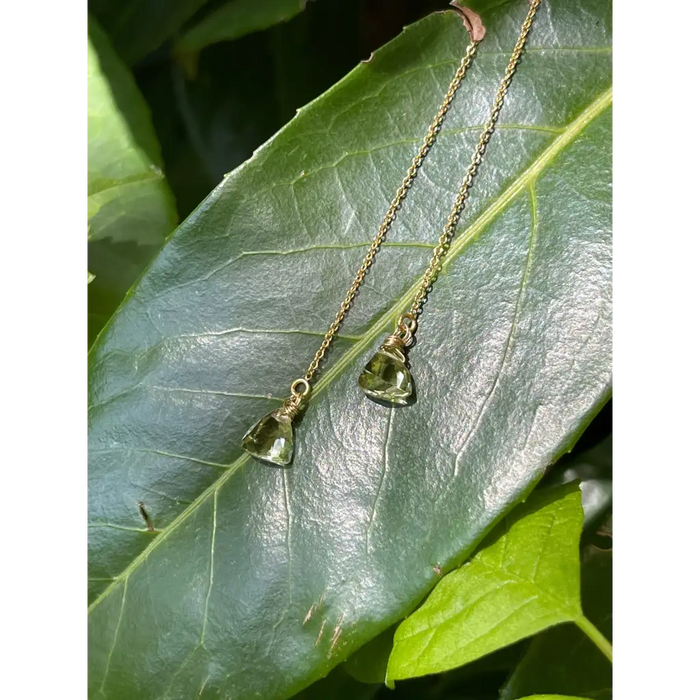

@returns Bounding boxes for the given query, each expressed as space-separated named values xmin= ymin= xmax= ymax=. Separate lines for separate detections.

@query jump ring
xmin=398 ymin=313 xmax=417 ymax=334
xmin=290 ymin=377 xmax=311 ymax=398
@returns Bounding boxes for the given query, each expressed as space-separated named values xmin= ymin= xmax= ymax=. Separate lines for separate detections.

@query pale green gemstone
xmin=359 ymin=347 xmax=414 ymax=406
xmin=242 ymin=410 xmax=294 ymax=466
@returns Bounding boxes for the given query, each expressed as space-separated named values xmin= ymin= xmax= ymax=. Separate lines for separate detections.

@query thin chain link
xmin=409 ymin=0 xmax=541 ymax=318
xmin=301 ymin=40 xmax=480 ymax=384
xmin=296 ymin=0 xmax=541 ymax=393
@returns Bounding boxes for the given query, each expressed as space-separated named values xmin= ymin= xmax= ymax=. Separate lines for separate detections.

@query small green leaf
xmin=501 ymin=546 xmax=612 ymax=700
xmin=387 ymin=484 xmax=584 ymax=681
xmin=346 ymin=432 xmax=611 ymax=687
xmin=88 ymin=271 xmax=96 ymax=284
xmin=176 ymin=0 xmax=307 ymax=57
xmin=89 ymin=0 xmax=210 ymax=64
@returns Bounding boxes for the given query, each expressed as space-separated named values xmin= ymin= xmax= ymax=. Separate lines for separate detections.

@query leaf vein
xmin=99 ymin=578 xmax=128 ymax=695
xmin=366 ymin=409 xmax=394 ymax=554
xmin=200 ymin=491 xmax=218 ymax=646
xmin=450 ymin=180 xmax=539 ymax=477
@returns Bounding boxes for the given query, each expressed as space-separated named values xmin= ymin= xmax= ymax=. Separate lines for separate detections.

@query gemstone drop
xmin=241 ymin=410 xmax=294 ymax=466
xmin=358 ymin=346 xmax=414 ymax=406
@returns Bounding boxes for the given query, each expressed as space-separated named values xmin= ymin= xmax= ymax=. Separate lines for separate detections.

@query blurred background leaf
xmin=89 ymin=0 xmax=211 ymax=65
xmin=174 ymin=0 xmax=309 ymax=71
xmin=88 ymin=16 xmax=178 ymax=344
xmin=88 ymin=17 xmax=175 ymax=246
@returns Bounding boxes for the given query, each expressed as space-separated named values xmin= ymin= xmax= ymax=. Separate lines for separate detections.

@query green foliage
xmin=388 ymin=484 xmax=584 ymax=681
xmin=501 ymin=546 xmax=612 ymax=700
xmin=88 ymin=17 xmax=178 ymax=344
xmin=88 ymin=18 xmax=175 ymax=247
xmin=89 ymin=0 xmax=211 ymax=64
xmin=176 ymin=0 xmax=307 ymax=56
xmin=87 ymin=0 xmax=612 ymax=698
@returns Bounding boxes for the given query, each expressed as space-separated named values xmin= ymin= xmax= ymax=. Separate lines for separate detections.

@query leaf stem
xmin=575 ymin=615 xmax=612 ymax=662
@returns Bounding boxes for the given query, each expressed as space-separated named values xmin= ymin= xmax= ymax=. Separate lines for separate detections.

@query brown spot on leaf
xmin=303 ymin=603 xmax=317 ymax=626
xmin=449 ymin=2 xmax=486 ymax=42
xmin=328 ymin=612 xmax=344 ymax=656
xmin=315 ymin=619 xmax=327 ymax=645
xmin=138 ymin=501 xmax=155 ymax=532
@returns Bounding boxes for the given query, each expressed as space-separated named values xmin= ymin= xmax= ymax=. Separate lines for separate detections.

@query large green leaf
xmin=501 ymin=546 xmax=612 ymax=700
xmin=387 ymin=484 xmax=584 ymax=681
xmin=88 ymin=1 xmax=612 ymax=698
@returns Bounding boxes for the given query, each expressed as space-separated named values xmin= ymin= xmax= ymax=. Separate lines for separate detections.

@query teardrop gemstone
xmin=242 ymin=410 xmax=294 ymax=466
xmin=359 ymin=346 xmax=414 ymax=406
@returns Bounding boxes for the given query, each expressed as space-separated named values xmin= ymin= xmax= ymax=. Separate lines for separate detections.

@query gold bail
xmin=386 ymin=312 xmax=417 ymax=350
xmin=279 ymin=377 xmax=311 ymax=421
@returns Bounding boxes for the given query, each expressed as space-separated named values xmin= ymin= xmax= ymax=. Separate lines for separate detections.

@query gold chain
xmin=408 ymin=0 xmax=541 ymax=319
xmin=287 ymin=0 xmax=541 ymax=406
xmin=301 ymin=39 xmax=480 ymax=385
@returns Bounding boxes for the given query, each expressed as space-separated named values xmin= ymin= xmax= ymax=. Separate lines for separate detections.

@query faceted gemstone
xmin=241 ymin=410 xmax=294 ymax=466
xmin=358 ymin=346 xmax=414 ymax=406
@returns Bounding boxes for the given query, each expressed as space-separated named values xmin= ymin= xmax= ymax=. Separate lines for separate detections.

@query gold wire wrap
xmin=278 ymin=378 xmax=311 ymax=419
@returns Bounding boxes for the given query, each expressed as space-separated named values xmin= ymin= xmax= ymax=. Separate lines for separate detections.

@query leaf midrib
xmin=88 ymin=85 xmax=612 ymax=615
